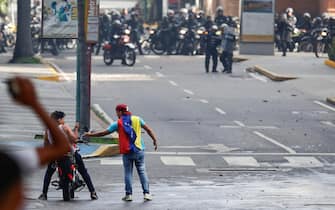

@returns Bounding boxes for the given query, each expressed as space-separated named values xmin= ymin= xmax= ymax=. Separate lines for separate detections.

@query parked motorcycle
xmin=313 ymin=27 xmax=331 ymax=58
xmin=102 ymin=28 xmax=136 ymax=66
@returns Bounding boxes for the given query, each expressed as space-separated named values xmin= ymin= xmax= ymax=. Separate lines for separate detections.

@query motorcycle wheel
xmin=62 ymin=180 xmax=72 ymax=201
xmin=141 ymin=40 xmax=151 ymax=55
xmin=314 ymin=41 xmax=325 ymax=58
xmin=124 ymin=47 xmax=136 ymax=66
xmin=150 ymin=42 xmax=165 ymax=55
xmin=66 ymin=39 xmax=77 ymax=49
xmin=103 ymin=51 xmax=113 ymax=65
xmin=6 ymin=35 xmax=15 ymax=48
xmin=298 ymin=42 xmax=313 ymax=52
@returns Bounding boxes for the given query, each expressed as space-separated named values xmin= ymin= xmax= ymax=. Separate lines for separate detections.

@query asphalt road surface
xmin=25 ymin=52 xmax=335 ymax=210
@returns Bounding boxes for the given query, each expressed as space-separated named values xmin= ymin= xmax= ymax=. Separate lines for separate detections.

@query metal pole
xmin=77 ymin=0 xmax=91 ymax=133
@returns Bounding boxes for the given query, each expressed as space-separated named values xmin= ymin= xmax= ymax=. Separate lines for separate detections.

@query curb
xmin=82 ymin=144 xmax=120 ymax=158
xmin=325 ymin=59 xmax=335 ymax=69
xmin=233 ymin=56 xmax=249 ymax=62
xmin=87 ymin=104 xmax=120 ymax=158
xmin=37 ymin=58 xmax=62 ymax=81
xmin=252 ymin=65 xmax=298 ymax=81
xmin=326 ymin=97 xmax=335 ymax=106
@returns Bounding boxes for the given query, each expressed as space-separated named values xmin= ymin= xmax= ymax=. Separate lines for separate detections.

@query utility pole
xmin=77 ymin=0 xmax=91 ymax=133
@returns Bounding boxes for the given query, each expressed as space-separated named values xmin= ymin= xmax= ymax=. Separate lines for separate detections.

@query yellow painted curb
xmin=233 ymin=56 xmax=249 ymax=62
xmin=253 ymin=65 xmax=298 ymax=81
xmin=325 ymin=59 xmax=335 ymax=69
xmin=326 ymin=97 xmax=335 ymax=106
xmin=36 ymin=58 xmax=61 ymax=81
xmin=83 ymin=144 xmax=120 ymax=158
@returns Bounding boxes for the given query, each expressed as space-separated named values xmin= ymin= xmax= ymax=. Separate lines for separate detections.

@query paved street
xmin=3 ymin=51 xmax=335 ymax=209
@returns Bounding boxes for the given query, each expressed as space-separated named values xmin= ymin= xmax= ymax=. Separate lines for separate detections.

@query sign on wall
xmin=42 ymin=0 xmax=78 ymax=38
xmin=241 ymin=0 xmax=274 ymax=42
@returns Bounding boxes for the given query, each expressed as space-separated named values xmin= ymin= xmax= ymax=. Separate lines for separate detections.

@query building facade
xmin=203 ymin=0 xmax=335 ymax=18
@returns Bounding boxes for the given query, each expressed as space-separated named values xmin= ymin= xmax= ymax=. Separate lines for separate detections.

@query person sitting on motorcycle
xmin=321 ymin=12 xmax=330 ymax=28
xmin=196 ymin=10 xmax=206 ymax=27
xmin=204 ymin=16 xmax=214 ymax=31
xmin=38 ymin=111 xmax=98 ymax=201
xmin=298 ymin=12 xmax=312 ymax=33
xmin=127 ymin=11 xmax=143 ymax=55
xmin=214 ymin=6 xmax=229 ymax=26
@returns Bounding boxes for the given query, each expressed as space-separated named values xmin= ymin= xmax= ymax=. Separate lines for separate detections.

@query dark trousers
xmin=220 ymin=51 xmax=233 ymax=72
xmin=281 ymin=40 xmax=287 ymax=56
xmin=42 ymin=152 xmax=95 ymax=194
xmin=205 ymin=48 xmax=218 ymax=72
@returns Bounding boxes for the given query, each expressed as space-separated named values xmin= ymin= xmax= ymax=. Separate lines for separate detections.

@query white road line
xmin=321 ymin=121 xmax=335 ymax=127
xmin=253 ymin=131 xmax=297 ymax=154
xmin=100 ymin=159 xmax=123 ymax=165
xmin=292 ymin=111 xmax=300 ymax=115
xmin=219 ymin=125 xmax=241 ymax=128
xmin=160 ymin=156 xmax=196 ymax=166
xmin=199 ymin=99 xmax=209 ymax=104
xmin=248 ymin=72 xmax=268 ymax=83
xmin=234 ymin=121 xmax=245 ymax=127
xmin=314 ymin=100 xmax=335 ymax=112
xmin=282 ymin=157 xmax=324 ymax=168
xmin=183 ymin=89 xmax=194 ymax=95
xmin=169 ymin=80 xmax=178 ymax=86
xmin=248 ymin=126 xmax=278 ymax=129
xmin=156 ymin=72 xmax=164 ymax=77
xmin=145 ymin=151 xmax=335 ymax=156
xmin=223 ymin=156 xmax=260 ymax=167
xmin=144 ymin=65 xmax=152 ymax=70
xmin=215 ymin=107 xmax=226 ymax=115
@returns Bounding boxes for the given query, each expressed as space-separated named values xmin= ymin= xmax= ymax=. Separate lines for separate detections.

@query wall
xmin=275 ymin=0 xmax=319 ymax=17
xmin=320 ymin=0 xmax=335 ymax=16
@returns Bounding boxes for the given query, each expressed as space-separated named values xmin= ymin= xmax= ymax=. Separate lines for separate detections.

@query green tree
xmin=11 ymin=0 xmax=35 ymax=63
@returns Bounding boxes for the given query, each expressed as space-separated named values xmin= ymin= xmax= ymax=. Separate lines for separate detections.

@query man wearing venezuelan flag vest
xmin=84 ymin=104 xmax=158 ymax=202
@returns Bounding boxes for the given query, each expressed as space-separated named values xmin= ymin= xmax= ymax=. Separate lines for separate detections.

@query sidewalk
xmin=0 ymin=53 xmax=115 ymax=157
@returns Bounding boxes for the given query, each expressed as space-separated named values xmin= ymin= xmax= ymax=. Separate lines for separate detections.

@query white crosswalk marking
xmin=160 ymin=156 xmax=196 ymax=166
xmin=223 ymin=156 xmax=260 ymax=167
xmin=282 ymin=157 xmax=324 ymax=168
xmin=100 ymin=158 xmax=123 ymax=165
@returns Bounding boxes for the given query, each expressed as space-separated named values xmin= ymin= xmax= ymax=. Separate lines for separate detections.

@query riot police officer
xmin=214 ymin=7 xmax=229 ymax=27
xmin=279 ymin=8 xmax=297 ymax=56
xmin=220 ymin=24 xmax=236 ymax=74
xmin=204 ymin=25 xmax=221 ymax=73
xmin=298 ymin=12 xmax=312 ymax=32
xmin=127 ymin=12 xmax=143 ymax=55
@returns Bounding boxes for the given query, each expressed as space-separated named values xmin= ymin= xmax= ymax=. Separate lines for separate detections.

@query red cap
xmin=115 ymin=104 xmax=129 ymax=112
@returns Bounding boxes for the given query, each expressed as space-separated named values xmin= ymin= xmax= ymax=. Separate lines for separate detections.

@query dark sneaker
xmin=38 ymin=193 xmax=47 ymax=200
xmin=122 ymin=194 xmax=133 ymax=202
xmin=91 ymin=192 xmax=98 ymax=200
